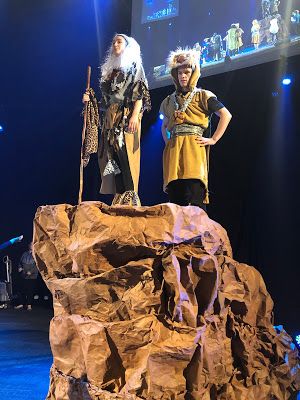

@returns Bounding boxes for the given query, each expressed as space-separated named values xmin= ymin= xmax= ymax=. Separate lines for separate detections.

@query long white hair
xmin=100 ymin=34 xmax=143 ymax=81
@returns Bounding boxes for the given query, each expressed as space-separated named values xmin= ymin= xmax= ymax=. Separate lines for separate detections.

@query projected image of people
xmin=131 ymin=0 xmax=300 ymax=88
xmin=142 ymin=0 xmax=179 ymax=23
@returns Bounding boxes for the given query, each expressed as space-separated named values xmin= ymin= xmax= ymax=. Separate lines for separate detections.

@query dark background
xmin=0 ymin=0 xmax=299 ymax=336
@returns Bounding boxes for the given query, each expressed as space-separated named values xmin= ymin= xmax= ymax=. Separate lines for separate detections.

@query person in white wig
xmin=160 ymin=48 xmax=232 ymax=210
xmin=83 ymin=34 xmax=151 ymax=206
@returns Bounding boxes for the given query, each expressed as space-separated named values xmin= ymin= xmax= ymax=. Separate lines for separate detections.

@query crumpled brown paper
xmin=33 ymin=202 xmax=300 ymax=399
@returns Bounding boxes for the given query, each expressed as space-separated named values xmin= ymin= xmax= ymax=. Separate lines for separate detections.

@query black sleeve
xmin=207 ymin=97 xmax=224 ymax=114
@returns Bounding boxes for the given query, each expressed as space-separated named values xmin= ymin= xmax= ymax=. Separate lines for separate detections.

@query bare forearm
xmin=211 ymin=108 xmax=232 ymax=143
xmin=128 ymin=99 xmax=143 ymax=132
xmin=161 ymin=117 xmax=169 ymax=144
xmin=195 ymin=107 xmax=232 ymax=146
xmin=132 ymin=99 xmax=143 ymax=117
xmin=162 ymin=126 xmax=169 ymax=144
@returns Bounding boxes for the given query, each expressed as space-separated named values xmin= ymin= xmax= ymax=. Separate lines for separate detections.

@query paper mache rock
xmin=33 ymin=202 xmax=300 ymax=400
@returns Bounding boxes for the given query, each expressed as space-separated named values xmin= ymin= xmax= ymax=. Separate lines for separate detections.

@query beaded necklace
xmin=172 ymin=88 xmax=199 ymax=124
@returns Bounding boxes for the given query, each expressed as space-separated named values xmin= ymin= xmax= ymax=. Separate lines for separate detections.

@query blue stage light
xmin=159 ymin=113 xmax=164 ymax=120
xmin=282 ymin=78 xmax=291 ymax=85
xmin=0 ymin=125 xmax=4 ymax=133
xmin=296 ymin=334 xmax=300 ymax=347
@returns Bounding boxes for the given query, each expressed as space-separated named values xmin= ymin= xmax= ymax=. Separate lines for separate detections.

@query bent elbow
xmin=223 ymin=108 xmax=232 ymax=121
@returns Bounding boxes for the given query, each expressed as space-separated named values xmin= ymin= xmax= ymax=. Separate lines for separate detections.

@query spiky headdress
xmin=167 ymin=47 xmax=200 ymax=71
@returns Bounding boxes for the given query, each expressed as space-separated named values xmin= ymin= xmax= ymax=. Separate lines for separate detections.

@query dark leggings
xmin=21 ymin=279 xmax=36 ymax=306
xmin=167 ymin=179 xmax=207 ymax=211
xmin=113 ymin=146 xmax=134 ymax=193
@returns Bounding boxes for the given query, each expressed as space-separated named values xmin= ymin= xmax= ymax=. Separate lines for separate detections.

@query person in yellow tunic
xmin=251 ymin=20 xmax=261 ymax=50
xmin=160 ymin=48 xmax=232 ymax=210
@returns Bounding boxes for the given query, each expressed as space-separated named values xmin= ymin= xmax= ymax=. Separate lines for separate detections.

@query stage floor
xmin=0 ymin=307 xmax=53 ymax=400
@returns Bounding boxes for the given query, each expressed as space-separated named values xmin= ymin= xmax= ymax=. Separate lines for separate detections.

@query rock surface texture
xmin=33 ymin=202 xmax=300 ymax=400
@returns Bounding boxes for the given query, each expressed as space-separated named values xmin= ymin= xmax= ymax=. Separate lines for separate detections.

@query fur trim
xmin=167 ymin=47 xmax=200 ymax=71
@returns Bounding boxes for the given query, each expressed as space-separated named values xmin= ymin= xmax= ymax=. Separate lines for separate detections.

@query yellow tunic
xmin=160 ymin=88 xmax=216 ymax=201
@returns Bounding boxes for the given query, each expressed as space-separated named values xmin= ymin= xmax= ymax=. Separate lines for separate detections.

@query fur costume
xmin=167 ymin=47 xmax=200 ymax=71
xmin=167 ymin=48 xmax=201 ymax=93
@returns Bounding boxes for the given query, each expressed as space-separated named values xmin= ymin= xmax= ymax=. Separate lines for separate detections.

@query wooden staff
xmin=78 ymin=65 xmax=91 ymax=204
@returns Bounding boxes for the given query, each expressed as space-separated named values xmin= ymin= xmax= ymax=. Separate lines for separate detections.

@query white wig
xmin=101 ymin=34 xmax=143 ymax=80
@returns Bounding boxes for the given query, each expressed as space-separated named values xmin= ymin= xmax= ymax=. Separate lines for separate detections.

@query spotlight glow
xmin=0 ymin=125 xmax=4 ymax=133
xmin=159 ymin=113 xmax=164 ymax=120
xmin=282 ymin=78 xmax=291 ymax=86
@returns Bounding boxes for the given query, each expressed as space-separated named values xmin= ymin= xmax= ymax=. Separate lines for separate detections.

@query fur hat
xmin=167 ymin=47 xmax=200 ymax=71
